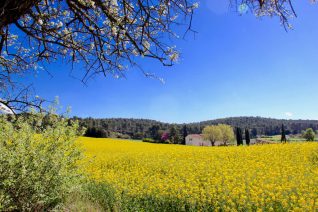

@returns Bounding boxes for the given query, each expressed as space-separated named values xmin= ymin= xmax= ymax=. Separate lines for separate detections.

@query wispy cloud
xmin=0 ymin=102 xmax=14 ymax=114
xmin=285 ymin=112 xmax=293 ymax=118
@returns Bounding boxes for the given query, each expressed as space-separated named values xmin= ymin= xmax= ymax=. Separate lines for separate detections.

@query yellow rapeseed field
xmin=79 ymin=137 xmax=318 ymax=211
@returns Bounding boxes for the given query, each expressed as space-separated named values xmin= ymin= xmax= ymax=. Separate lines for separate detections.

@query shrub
xmin=302 ymin=128 xmax=316 ymax=141
xmin=142 ymin=138 xmax=156 ymax=143
xmin=0 ymin=113 xmax=83 ymax=211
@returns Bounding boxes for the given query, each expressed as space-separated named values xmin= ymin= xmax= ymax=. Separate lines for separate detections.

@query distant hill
xmin=194 ymin=117 xmax=318 ymax=137
xmin=75 ymin=116 xmax=318 ymax=139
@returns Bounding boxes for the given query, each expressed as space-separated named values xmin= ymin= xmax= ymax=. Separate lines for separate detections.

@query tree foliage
xmin=169 ymin=126 xmax=181 ymax=144
xmin=198 ymin=117 xmax=318 ymax=136
xmin=0 ymin=112 xmax=84 ymax=210
xmin=76 ymin=117 xmax=318 ymax=141
xmin=181 ymin=125 xmax=188 ymax=145
xmin=281 ymin=124 xmax=287 ymax=143
xmin=236 ymin=127 xmax=243 ymax=146
xmin=302 ymin=128 xmax=316 ymax=141
xmin=202 ymin=125 xmax=222 ymax=146
xmin=0 ymin=0 xmax=198 ymax=113
xmin=245 ymin=128 xmax=251 ymax=146
xmin=218 ymin=124 xmax=235 ymax=145
xmin=148 ymin=125 xmax=161 ymax=141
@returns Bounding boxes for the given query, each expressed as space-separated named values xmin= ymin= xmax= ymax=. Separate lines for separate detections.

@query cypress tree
xmin=236 ymin=127 xmax=243 ymax=146
xmin=181 ymin=125 xmax=188 ymax=145
xmin=240 ymin=128 xmax=243 ymax=145
xmin=245 ymin=128 xmax=250 ymax=146
xmin=236 ymin=128 xmax=239 ymax=146
xmin=281 ymin=124 xmax=287 ymax=143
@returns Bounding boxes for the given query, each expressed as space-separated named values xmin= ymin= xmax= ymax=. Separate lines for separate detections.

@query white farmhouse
xmin=185 ymin=134 xmax=211 ymax=146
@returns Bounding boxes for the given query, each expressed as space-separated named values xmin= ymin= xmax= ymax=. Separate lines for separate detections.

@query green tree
xmin=245 ymin=128 xmax=251 ymax=146
xmin=236 ymin=127 xmax=243 ymax=146
xmin=148 ymin=125 xmax=161 ymax=141
xmin=181 ymin=125 xmax=188 ymax=145
xmin=281 ymin=124 xmax=287 ymax=143
xmin=251 ymin=128 xmax=257 ymax=138
xmin=169 ymin=126 xmax=181 ymax=144
xmin=218 ymin=124 xmax=235 ymax=146
xmin=202 ymin=125 xmax=221 ymax=146
xmin=302 ymin=128 xmax=316 ymax=141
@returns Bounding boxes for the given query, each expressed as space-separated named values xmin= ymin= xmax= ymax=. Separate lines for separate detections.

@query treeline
xmin=74 ymin=116 xmax=318 ymax=140
xmin=75 ymin=117 xmax=188 ymax=143
xmin=76 ymin=118 xmax=171 ymax=140
xmin=198 ymin=117 xmax=318 ymax=136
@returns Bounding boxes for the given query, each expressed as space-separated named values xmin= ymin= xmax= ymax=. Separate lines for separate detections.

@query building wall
xmin=186 ymin=135 xmax=211 ymax=146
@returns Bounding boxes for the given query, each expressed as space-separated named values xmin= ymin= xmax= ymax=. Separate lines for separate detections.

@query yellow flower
xmin=79 ymin=137 xmax=318 ymax=211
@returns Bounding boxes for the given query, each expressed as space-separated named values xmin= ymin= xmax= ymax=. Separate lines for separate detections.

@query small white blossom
xmin=90 ymin=43 xmax=95 ymax=50
xmin=111 ymin=27 xmax=118 ymax=36
xmin=169 ymin=52 xmax=179 ymax=62
xmin=132 ymin=49 xmax=139 ymax=56
xmin=192 ymin=2 xmax=199 ymax=9
xmin=57 ymin=21 xmax=63 ymax=28
xmin=142 ymin=40 xmax=150 ymax=51
xmin=111 ymin=0 xmax=118 ymax=7
xmin=63 ymin=11 xmax=70 ymax=16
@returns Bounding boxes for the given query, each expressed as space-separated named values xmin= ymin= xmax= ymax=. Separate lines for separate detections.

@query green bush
xmin=0 ymin=113 xmax=83 ymax=211
xmin=302 ymin=128 xmax=316 ymax=141
xmin=142 ymin=138 xmax=156 ymax=143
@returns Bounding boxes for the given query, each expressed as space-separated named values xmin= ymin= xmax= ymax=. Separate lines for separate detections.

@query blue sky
xmin=28 ymin=1 xmax=318 ymax=123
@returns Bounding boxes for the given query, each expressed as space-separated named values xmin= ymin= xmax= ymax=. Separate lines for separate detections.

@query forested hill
xmin=198 ymin=117 xmax=318 ymax=136
xmin=75 ymin=116 xmax=318 ymax=139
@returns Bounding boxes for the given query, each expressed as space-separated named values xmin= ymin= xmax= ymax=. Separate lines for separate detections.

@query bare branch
xmin=0 ymin=0 xmax=311 ymax=113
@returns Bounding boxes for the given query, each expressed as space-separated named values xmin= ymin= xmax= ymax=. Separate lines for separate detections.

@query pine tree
xmin=169 ymin=126 xmax=181 ymax=144
xmin=148 ymin=125 xmax=161 ymax=141
xmin=281 ymin=124 xmax=287 ymax=143
xmin=251 ymin=128 xmax=258 ymax=138
xmin=181 ymin=125 xmax=188 ymax=145
xmin=245 ymin=128 xmax=251 ymax=146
